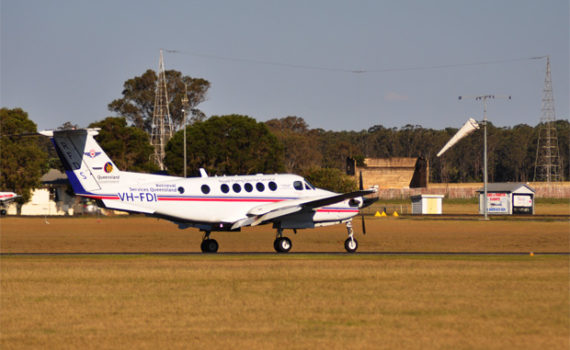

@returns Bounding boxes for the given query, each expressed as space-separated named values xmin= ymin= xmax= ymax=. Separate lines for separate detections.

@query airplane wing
xmin=0 ymin=192 xmax=19 ymax=203
xmin=231 ymin=189 xmax=376 ymax=229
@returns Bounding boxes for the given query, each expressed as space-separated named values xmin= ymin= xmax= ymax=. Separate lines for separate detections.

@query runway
xmin=1 ymin=251 xmax=568 ymax=256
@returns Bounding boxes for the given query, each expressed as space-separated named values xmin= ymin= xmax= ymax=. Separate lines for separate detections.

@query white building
xmin=6 ymin=169 xmax=76 ymax=216
xmin=476 ymin=183 xmax=536 ymax=215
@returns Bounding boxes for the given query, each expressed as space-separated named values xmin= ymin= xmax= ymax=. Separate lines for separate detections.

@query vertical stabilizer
xmin=42 ymin=129 xmax=121 ymax=194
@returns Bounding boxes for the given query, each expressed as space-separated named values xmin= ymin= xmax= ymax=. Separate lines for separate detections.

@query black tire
xmin=275 ymin=237 xmax=292 ymax=253
xmin=0 ymin=209 xmax=6 ymax=216
xmin=201 ymin=239 xmax=219 ymax=253
xmin=344 ymin=238 xmax=358 ymax=253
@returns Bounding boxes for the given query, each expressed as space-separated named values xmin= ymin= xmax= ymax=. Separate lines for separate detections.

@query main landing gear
xmin=274 ymin=228 xmax=292 ymax=253
xmin=200 ymin=231 xmax=219 ymax=253
xmin=272 ymin=223 xmax=359 ymax=253
xmin=344 ymin=220 xmax=358 ymax=253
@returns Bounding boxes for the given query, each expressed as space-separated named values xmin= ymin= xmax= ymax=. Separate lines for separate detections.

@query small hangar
xmin=476 ymin=183 xmax=536 ymax=215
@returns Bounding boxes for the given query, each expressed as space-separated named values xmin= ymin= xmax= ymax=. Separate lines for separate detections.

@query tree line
xmin=1 ymin=68 xmax=568 ymax=204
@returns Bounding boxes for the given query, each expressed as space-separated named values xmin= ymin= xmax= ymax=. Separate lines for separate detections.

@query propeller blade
xmin=361 ymin=213 xmax=366 ymax=234
xmin=359 ymin=171 xmax=364 ymax=190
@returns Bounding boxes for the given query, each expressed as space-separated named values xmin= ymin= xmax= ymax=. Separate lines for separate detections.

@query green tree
xmin=0 ymin=108 xmax=48 ymax=204
xmin=88 ymin=117 xmax=157 ymax=172
xmin=266 ymin=116 xmax=322 ymax=173
xmin=108 ymin=69 xmax=210 ymax=132
xmin=164 ymin=115 xmax=284 ymax=176
xmin=303 ymin=167 xmax=357 ymax=193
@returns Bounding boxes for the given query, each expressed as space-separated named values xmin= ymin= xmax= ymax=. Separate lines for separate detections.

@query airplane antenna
xmin=533 ymin=56 xmax=562 ymax=182
xmin=150 ymin=49 xmax=174 ymax=171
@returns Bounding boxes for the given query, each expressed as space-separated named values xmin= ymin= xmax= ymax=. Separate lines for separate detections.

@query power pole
xmin=181 ymin=84 xmax=189 ymax=178
xmin=533 ymin=56 xmax=561 ymax=182
xmin=150 ymin=50 xmax=173 ymax=171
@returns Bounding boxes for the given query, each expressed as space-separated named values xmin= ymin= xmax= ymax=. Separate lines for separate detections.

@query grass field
xmin=1 ymin=215 xmax=569 ymax=253
xmin=1 ymin=214 xmax=569 ymax=349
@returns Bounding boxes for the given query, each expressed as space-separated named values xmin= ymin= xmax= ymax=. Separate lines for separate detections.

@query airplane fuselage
xmin=84 ymin=172 xmax=360 ymax=231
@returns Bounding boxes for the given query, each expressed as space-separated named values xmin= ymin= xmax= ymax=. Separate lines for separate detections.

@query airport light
xmin=459 ymin=94 xmax=511 ymax=220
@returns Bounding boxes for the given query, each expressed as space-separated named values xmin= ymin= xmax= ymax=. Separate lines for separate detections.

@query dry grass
xmin=1 ymin=255 xmax=568 ymax=349
xmin=0 ymin=214 xmax=568 ymax=349
xmin=0 ymin=216 xmax=568 ymax=253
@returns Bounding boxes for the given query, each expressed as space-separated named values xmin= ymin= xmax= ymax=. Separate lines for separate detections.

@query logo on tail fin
xmin=85 ymin=149 xmax=102 ymax=158
xmin=104 ymin=162 xmax=114 ymax=173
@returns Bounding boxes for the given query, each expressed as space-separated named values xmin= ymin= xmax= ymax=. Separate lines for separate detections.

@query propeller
xmin=359 ymin=171 xmax=366 ymax=234
xmin=358 ymin=171 xmax=379 ymax=235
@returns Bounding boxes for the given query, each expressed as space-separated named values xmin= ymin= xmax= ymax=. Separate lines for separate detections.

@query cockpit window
xmin=293 ymin=181 xmax=303 ymax=191
xmin=304 ymin=180 xmax=315 ymax=190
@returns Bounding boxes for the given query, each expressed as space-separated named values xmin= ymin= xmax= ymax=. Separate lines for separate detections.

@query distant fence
xmin=375 ymin=182 xmax=570 ymax=199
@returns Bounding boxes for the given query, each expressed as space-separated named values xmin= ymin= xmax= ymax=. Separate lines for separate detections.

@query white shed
xmin=476 ymin=183 xmax=535 ymax=215
xmin=411 ymin=194 xmax=444 ymax=214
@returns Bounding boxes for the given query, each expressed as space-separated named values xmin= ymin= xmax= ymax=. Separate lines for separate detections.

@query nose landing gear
xmin=344 ymin=220 xmax=358 ymax=253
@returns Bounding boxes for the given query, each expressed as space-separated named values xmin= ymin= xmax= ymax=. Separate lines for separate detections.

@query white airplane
xmin=40 ymin=128 xmax=377 ymax=253
xmin=0 ymin=192 xmax=19 ymax=215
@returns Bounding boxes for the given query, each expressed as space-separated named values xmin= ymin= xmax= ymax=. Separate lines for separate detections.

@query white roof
xmin=476 ymin=183 xmax=535 ymax=194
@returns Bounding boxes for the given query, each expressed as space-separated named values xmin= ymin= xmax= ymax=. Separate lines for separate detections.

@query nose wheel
xmin=344 ymin=237 xmax=358 ymax=253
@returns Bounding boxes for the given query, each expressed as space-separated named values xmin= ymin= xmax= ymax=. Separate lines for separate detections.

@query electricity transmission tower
xmin=533 ymin=56 xmax=561 ymax=182
xmin=150 ymin=50 xmax=173 ymax=171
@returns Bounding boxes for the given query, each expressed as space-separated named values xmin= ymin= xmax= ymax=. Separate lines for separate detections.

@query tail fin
xmin=40 ymin=129 xmax=121 ymax=195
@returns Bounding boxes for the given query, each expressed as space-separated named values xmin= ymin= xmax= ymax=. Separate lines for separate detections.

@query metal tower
xmin=150 ymin=50 xmax=173 ymax=171
xmin=533 ymin=56 xmax=561 ymax=182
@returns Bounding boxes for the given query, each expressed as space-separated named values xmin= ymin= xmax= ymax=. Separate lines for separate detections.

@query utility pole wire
xmin=164 ymin=49 xmax=546 ymax=74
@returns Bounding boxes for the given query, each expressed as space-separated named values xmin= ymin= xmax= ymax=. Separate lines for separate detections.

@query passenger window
xmin=221 ymin=184 xmax=229 ymax=193
xmin=244 ymin=183 xmax=253 ymax=192
xmin=201 ymin=185 xmax=210 ymax=194
xmin=178 ymin=187 xmax=185 ymax=194
xmin=256 ymin=182 xmax=265 ymax=192
xmin=233 ymin=183 xmax=241 ymax=193
xmin=294 ymin=181 xmax=303 ymax=191
xmin=269 ymin=181 xmax=277 ymax=191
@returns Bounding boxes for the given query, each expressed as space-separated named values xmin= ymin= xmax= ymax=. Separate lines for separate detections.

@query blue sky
xmin=1 ymin=0 xmax=568 ymax=131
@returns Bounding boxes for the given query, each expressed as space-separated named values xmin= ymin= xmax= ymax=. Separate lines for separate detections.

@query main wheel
xmin=201 ymin=239 xmax=219 ymax=253
xmin=274 ymin=237 xmax=292 ymax=253
xmin=344 ymin=238 xmax=358 ymax=253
